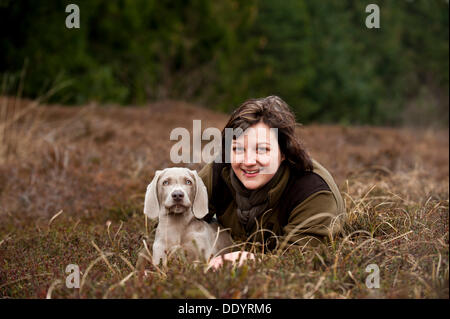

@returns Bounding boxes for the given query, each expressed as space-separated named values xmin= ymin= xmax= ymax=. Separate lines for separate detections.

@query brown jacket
xmin=198 ymin=159 xmax=345 ymax=249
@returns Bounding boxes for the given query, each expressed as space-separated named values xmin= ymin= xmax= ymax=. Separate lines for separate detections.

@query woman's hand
xmin=208 ymin=251 xmax=255 ymax=270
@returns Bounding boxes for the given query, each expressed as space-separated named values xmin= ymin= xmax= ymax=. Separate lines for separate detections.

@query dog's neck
xmin=159 ymin=209 xmax=195 ymax=225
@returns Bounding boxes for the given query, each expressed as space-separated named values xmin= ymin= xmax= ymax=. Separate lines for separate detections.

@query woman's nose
xmin=244 ymin=150 xmax=257 ymax=165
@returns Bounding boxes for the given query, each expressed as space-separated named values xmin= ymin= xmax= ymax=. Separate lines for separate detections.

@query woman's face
xmin=231 ymin=121 xmax=284 ymax=190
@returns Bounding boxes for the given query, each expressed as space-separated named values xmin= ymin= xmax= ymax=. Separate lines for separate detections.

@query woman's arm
xmin=198 ymin=162 xmax=213 ymax=200
xmin=198 ymin=162 xmax=219 ymax=218
xmin=208 ymin=191 xmax=341 ymax=269
xmin=278 ymin=190 xmax=343 ymax=248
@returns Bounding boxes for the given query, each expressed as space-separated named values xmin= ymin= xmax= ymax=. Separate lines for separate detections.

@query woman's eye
xmin=162 ymin=181 xmax=169 ymax=186
xmin=257 ymin=147 xmax=269 ymax=153
xmin=186 ymin=180 xmax=192 ymax=185
xmin=233 ymin=146 xmax=244 ymax=153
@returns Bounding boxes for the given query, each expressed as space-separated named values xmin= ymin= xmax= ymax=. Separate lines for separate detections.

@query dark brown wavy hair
xmin=219 ymin=95 xmax=313 ymax=172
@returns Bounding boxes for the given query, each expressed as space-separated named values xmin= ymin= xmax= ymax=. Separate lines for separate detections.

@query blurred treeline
xmin=0 ymin=0 xmax=448 ymax=126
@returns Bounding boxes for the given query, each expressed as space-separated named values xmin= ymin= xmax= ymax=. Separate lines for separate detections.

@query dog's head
xmin=143 ymin=167 xmax=208 ymax=220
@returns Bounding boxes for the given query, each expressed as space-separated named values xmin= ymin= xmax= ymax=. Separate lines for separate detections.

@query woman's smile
xmin=241 ymin=167 xmax=261 ymax=178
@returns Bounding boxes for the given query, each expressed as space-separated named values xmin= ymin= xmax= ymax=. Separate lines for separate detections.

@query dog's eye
xmin=186 ymin=179 xmax=192 ymax=185
xmin=162 ymin=180 xmax=169 ymax=186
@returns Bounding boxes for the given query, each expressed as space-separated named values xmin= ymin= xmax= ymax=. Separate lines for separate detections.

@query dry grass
xmin=0 ymin=96 xmax=448 ymax=298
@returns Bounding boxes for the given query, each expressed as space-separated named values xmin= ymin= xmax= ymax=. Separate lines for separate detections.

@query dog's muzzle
xmin=171 ymin=190 xmax=184 ymax=202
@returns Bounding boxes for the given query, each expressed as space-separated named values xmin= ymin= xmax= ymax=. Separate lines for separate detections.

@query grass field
xmin=0 ymin=97 xmax=448 ymax=298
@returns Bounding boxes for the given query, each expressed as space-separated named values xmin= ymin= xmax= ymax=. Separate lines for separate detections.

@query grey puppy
xmin=143 ymin=167 xmax=233 ymax=266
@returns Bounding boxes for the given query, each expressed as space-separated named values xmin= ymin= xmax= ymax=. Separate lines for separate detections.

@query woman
xmin=199 ymin=96 xmax=345 ymax=265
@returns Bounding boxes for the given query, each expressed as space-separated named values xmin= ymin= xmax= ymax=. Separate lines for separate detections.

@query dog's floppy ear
xmin=144 ymin=170 xmax=164 ymax=220
xmin=191 ymin=169 xmax=209 ymax=219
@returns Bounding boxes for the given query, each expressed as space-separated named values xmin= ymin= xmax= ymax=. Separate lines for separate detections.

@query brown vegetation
xmin=0 ymin=97 xmax=448 ymax=298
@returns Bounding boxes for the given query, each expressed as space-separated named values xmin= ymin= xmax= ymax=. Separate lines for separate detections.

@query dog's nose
xmin=171 ymin=190 xmax=184 ymax=202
